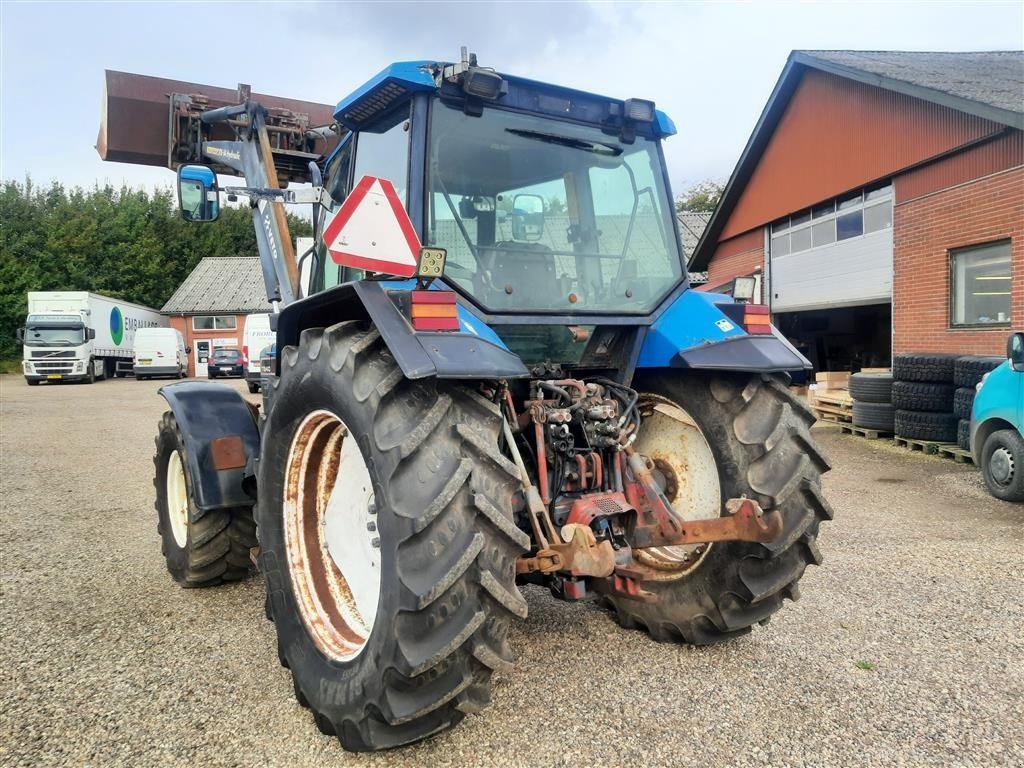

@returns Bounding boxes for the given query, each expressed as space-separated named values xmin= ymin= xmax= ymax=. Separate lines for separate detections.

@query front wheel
xmin=980 ymin=429 xmax=1024 ymax=502
xmin=257 ymin=322 xmax=527 ymax=751
xmin=602 ymin=372 xmax=831 ymax=644
xmin=153 ymin=412 xmax=257 ymax=586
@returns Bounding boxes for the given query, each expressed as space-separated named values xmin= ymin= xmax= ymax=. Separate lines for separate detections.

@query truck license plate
xmin=47 ymin=374 xmax=61 ymax=379
xmin=138 ymin=358 xmax=152 ymax=364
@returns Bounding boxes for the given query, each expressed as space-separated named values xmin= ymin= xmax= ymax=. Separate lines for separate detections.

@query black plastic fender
xmin=276 ymin=281 xmax=529 ymax=380
xmin=158 ymin=381 xmax=260 ymax=512
xmin=672 ymin=332 xmax=811 ymax=372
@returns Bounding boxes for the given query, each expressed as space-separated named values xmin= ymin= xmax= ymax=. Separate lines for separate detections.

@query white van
xmin=134 ymin=327 xmax=188 ymax=380
xmin=242 ymin=313 xmax=274 ymax=392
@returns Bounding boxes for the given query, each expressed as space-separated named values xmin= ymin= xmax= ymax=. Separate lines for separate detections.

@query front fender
xmin=277 ymin=280 xmax=529 ymax=380
xmin=159 ymin=381 xmax=260 ymax=512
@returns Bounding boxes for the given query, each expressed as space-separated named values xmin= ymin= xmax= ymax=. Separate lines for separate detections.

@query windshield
xmin=426 ymin=103 xmax=683 ymax=313
xmin=24 ymin=324 xmax=86 ymax=347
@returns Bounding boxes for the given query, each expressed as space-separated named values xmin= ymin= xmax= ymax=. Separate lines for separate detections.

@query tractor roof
xmin=333 ymin=60 xmax=676 ymax=139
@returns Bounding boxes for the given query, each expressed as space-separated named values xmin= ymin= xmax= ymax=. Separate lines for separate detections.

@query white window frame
xmin=191 ymin=315 xmax=237 ymax=331
xmin=949 ymin=240 xmax=1013 ymax=328
xmin=770 ymin=183 xmax=893 ymax=257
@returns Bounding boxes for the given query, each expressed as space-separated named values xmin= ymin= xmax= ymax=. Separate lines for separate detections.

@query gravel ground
xmin=1 ymin=375 xmax=1021 ymax=768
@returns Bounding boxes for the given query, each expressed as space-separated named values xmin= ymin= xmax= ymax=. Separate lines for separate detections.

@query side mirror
xmin=511 ymin=193 xmax=545 ymax=242
xmin=177 ymin=164 xmax=220 ymax=222
xmin=16 ymin=328 xmax=24 ymax=342
xmin=1008 ymin=331 xmax=1024 ymax=372
xmin=87 ymin=328 xmax=96 ymax=340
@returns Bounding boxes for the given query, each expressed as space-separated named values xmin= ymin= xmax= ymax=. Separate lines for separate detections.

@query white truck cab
xmin=242 ymin=313 xmax=274 ymax=393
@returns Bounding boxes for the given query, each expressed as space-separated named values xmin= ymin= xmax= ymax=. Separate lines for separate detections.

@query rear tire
xmin=257 ymin=322 xmax=528 ymax=751
xmin=154 ymin=412 xmax=257 ymax=587
xmin=980 ymin=429 xmax=1024 ymax=502
xmin=602 ymin=372 xmax=831 ymax=644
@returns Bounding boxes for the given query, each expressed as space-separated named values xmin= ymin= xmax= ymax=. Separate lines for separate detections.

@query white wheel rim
xmin=283 ymin=409 xmax=381 ymax=662
xmin=166 ymin=450 xmax=189 ymax=548
xmin=632 ymin=395 xmax=721 ymax=579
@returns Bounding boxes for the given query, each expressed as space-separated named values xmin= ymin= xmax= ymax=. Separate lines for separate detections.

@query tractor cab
xmin=313 ymin=56 xmax=683 ymax=322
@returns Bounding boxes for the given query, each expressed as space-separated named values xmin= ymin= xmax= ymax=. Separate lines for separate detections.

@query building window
xmin=950 ymin=241 xmax=1012 ymax=327
xmin=768 ymin=183 xmax=892 ymax=256
xmin=192 ymin=315 xmax=237 ymax=331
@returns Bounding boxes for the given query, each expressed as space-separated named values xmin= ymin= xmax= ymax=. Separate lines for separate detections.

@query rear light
xmin=410 ymin=291 xmax=459 ymax=331
xmin=743 ymin=304 xmax=772 ymax=335
xmin=241 ymin=345 xmax=249 ymax=366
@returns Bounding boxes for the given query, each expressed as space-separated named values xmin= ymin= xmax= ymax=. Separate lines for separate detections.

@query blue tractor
xmin=126 ymin=52 xmax=831 ymax=751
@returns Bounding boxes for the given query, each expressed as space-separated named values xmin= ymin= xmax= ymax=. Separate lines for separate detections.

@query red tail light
xmin=411 ymin=291 xmax=459 ymax=331
xmin=241 ymin=345 xmax=249 ymax=365
xmin=743 ymin=304 xmax=772 ymax=335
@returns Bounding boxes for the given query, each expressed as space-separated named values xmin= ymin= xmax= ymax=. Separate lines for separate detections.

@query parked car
xmin=134 ymin=327 xmax=189 ymax=380
xmin=970 ymin=331 xmax=1024 ymax=502
xmin=207 ymin=348 xmax=245 ymax=379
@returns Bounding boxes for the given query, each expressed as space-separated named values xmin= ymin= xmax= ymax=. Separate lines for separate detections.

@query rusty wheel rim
xmin=632 ymin=394 xmax=721 ymax=580
xmin=283 ymin=410 xmax=380 ymax=662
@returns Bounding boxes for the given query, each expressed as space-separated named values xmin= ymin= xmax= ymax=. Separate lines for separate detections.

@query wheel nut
xmin=370 ymin=537 xmax=380 ymax=548
xmin=366 ymin=521 xmax=376 ymax=532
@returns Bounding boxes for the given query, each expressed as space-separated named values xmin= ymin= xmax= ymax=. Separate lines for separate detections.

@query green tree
xmin=0 ymin=178 xmax=311 ymax=361
xmin=675 ymin=179 xmax=725 ymax=213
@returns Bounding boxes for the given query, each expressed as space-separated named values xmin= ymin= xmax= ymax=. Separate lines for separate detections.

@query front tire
xmin=153 ymin=412 xmax=257 ymax=586
xmin=980 ymin=429 xmax=1024 ymax=502
xmin=257 ymin=322 xmax=528 ymax=751
xmin=603 ymin=372 xmax=831 ymax=644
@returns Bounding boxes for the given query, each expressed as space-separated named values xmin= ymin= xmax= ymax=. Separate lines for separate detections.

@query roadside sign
xmin=323 ymin=175 xmax=421 ymax=277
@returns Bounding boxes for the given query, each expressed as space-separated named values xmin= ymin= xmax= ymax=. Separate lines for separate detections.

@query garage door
xmin=767 ymin=185 xmax=893 ymax=312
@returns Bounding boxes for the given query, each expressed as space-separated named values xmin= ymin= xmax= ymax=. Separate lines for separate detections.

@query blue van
xmin=971 ymin=332 xmax=1024 ymax=502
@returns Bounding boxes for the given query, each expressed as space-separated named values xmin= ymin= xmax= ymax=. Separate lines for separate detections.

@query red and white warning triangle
xmin=323 ymin=175 xmax=421 ymax=277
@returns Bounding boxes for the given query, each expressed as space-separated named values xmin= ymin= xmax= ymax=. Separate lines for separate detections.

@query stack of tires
xmin=891 ymin=354 xmax=959 ymax=443
xmin=952 ymin=356 xmax=1006 ymax=450
xmin=849 ymin=371 xmax=895 ymax=432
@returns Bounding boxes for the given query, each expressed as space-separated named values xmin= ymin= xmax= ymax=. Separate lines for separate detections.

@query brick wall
xmin=893 ymin=165 xmax=1023 ymax=355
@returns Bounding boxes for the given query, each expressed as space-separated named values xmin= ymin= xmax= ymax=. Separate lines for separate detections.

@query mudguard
xmin=158 ymin=381 xmax=260 ymax=512
xmin=276 ymin=280 xmax=529 ymax=380
xmin=637 ymin=290 xmax=811 ymax=373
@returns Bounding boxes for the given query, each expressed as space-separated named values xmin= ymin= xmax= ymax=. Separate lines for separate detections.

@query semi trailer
xmin=99 ymin=51 xmax=831 ymax=752
xmin=20 ymin=291 xmax=165 ymax=384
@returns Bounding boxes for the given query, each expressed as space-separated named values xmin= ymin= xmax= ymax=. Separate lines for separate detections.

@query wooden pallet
xmin=815 ymin=410 xmax=852 ymax=424
xmin=840 ymin=424 xmax=892 ymax=440
xmin=894 ymin=436 xmax=951 ymax=455
xmin=936 ymin=444 xmax=975 ymax=464
xmin=813 ymin=391 xmax=854 ymax=409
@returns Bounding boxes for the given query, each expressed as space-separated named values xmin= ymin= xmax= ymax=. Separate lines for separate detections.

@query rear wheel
xmin=980 ymin=429 xmax=1024 ymax=502
xmin=257 ymin=322 xmax=527 ymax=751
xmin=602 ymin=372 xmax=831 ymax=644
xmin=153 ymin=412 xmax=257 ymax=586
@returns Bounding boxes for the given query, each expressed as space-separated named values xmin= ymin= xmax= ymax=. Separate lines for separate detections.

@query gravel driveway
xmin=1 ymin=375 xmax=1021 ymax=767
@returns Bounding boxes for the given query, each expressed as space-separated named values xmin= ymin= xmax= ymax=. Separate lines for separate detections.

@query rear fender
xmin=637 ymin=290 xmax=810 ymax=373
xmin=276 ymin=280 xmax=529 ymax=380
xmin=159 ymin=381 xmax=260 ymax=512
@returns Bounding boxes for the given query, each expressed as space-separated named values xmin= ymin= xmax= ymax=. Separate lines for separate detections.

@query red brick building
xmin=690 ymin=50 xmax=1023 ymax=371
xmin=161 ymin=257 xmax=268 ymax=377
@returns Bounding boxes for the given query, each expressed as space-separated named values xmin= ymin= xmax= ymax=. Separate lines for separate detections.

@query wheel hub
xmin=283 ymin=410 xmax=381 ymax=662
xmin=989 ymin=447 xmax=1014 ymax=485
xmin=166 ymin=450 xmax=189 ymax=548
xmin=630 ymin=395 xmax=721 ymax=579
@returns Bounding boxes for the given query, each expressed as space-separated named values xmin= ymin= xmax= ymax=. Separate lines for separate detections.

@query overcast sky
xmin=2 ymin=1 xmax=1022 ymax=197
